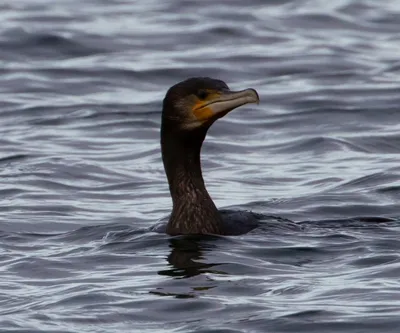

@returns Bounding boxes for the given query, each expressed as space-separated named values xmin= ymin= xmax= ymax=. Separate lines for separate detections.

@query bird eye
xmin=197 ymin=90 xmax=208 ymax=100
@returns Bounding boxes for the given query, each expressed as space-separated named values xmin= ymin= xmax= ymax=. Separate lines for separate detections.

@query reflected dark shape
xmin=158 ymin=235 xmax=227 ymax=278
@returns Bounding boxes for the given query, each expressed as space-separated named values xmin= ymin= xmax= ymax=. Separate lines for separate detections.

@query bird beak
xmin=193 ymin=88 xmax=260 ymax=122
xmin=210 ymin=88 xmax=260 ymax=117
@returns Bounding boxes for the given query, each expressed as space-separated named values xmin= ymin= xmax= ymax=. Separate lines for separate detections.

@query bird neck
xmin=161 ymin=124 xmax=224 ymax=235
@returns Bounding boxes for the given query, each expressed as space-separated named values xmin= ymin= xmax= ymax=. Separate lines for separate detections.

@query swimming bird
xmin=160 ymin=77 xmax=260 ymax=236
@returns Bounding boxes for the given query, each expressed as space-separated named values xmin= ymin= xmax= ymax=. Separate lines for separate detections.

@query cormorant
xmin=160 ymin=77 xmax=260 ymax=236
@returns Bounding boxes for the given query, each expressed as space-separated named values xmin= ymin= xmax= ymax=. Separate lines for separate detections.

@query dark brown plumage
xmin=160 ymin=77 xmax=260 ymax=235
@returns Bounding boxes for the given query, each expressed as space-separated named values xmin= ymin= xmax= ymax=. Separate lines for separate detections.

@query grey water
xmin=1 ymin=0 xmax=400 ymax=332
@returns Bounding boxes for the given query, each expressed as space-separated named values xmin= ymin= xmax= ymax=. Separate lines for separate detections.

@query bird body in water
xmin=160 ymin=77 xmax=260 ymax=236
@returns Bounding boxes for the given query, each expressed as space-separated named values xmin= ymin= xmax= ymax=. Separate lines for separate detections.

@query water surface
xmin=1 ymin=1 xmax=400 ymax=332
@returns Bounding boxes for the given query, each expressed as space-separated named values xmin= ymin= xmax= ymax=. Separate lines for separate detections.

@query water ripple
xmin=1 ymin=0 xmax=400 ymax=332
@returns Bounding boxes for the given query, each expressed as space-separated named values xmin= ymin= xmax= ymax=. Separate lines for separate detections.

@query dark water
xmin=1 ymin=0 xmax=400 ymax=332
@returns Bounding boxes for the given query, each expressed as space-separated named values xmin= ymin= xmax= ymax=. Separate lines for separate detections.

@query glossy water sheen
xmin=1 ymin=1 xmax=400 ymax=332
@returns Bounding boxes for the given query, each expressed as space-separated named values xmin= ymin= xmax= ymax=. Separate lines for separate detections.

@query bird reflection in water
xmin=150 ymin=235 xmax=229 ymax=298
xmin=159 ymin=235 xmax=226 ymax=278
